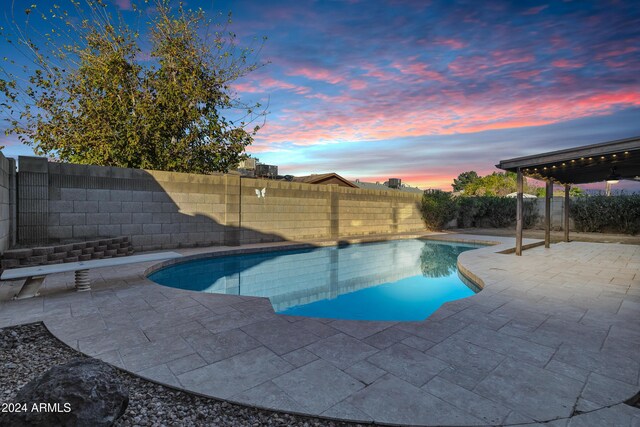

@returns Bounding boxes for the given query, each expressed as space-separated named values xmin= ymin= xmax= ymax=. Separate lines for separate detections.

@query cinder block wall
xmin=336 ymin=186 xmax=424 ymax=236
xmin=240 ymin=178 xmax=424 ymax=243
xmin=14 ymin=156 xmax=426 ymax=250
xmin=533 ymin=197 xmax=575 ymax=230
xmin=240 ymin=178 xmax=332 ymax=243
xmin=45 ymin=160 xmax=236 ymax=251
xmin=0 ymin=152 xmax=16 ymax=253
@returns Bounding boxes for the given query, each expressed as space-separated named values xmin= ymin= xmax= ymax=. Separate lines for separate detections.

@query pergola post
xmin=564 ymin=184 xmax=570 ymax=242
xmin=545 ymin=179 xmax=552 ymax=248
xmin=516 ymin=168 xmax=523 ymax=256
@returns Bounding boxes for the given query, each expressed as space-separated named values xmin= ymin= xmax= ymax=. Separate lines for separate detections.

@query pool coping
xmin=1 ymin=232 xmax=639 ymax=426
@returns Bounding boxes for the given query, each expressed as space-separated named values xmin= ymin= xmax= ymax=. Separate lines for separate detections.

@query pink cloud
xmin=594 ymin=46 xmax=639 ymax=60
xmin=449 ymin=50 xmax=535 ymax=77
xmin=510 ymin=69 xmax=542 ymax=80
xmin=347 ymin=79 xmax=368 ymax=90
xmin=491 ymin=49 xmax=536 ymax=67
xmin=235 ymin=77 xmax=310 ymax=95
xmin=549 ymin=36 xmax=569 ymax=49
xmin=254 ymin=88 xmax=640 ymax=147
xmin=361 ymin=63 xmax=402 ymax=82
xmin=417 ymin=38 xmax=468 ymax=50
xmin=286 ymin=66 xmax=343 ymax=85
xmin=522 ymin=5 xmax=548 ymax=15
xmin=431 ymin=38 xmax=467 ymax=50
xmin=114 ymin=0 xmax=132 ymax=11
xmin=552 ymin=59 xmax=583 ymax=69
xmin=391 ymin=61 xmax=449 ymax=83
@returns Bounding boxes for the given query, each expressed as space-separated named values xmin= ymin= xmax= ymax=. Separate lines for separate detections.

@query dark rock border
xmin=1 ymin=237 xmax=134 ymax=270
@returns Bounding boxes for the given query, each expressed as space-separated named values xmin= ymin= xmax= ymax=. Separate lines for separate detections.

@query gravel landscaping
xmin=0 ymin=323 xmax=366 ymax=427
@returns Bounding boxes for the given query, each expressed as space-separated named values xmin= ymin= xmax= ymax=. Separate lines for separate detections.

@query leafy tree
xmin=463 ymin=172 xmax=535 ymax=196
xmin=535 ymin=186 xmax=584 ymax=197
xmin=421 ymin=189 xmax=457 ymax=230
xmin=452 ymin=171 xmax=479 ymax=191
xmin=0 ymin=0 xmax=265 ymax=173
xmin=569 ymin=186 xmax=585 ymax=197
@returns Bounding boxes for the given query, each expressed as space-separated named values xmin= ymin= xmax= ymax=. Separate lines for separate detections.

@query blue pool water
xmin=148 ymin=239 xmax=482 ymax=321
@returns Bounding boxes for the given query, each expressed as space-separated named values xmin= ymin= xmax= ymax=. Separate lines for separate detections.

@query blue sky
xmin=1 ymin=0 xmax=639 ymax=190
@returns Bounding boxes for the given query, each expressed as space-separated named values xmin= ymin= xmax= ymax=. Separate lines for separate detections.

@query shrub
xmin=456 ymin=196 xmax=538 ymax=229
xmin=570 ymin=195 xmax=640 ymax=235
xmin=456 ymin=197 xmax=486 ymax=228
xmin=421 ymin=190 xmax=457 ymax=230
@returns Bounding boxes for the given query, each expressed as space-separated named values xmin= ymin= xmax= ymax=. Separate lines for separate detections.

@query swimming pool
xmin=148 ymin=239 xmax=483 ymax=321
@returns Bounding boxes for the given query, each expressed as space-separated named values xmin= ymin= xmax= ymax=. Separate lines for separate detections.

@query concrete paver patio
xmin=1 ymin=234 xmax=639 ymax=426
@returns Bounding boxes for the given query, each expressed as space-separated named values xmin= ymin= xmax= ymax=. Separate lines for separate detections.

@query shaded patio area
xmin=1 ymin=234 xmax=638 ymax=426
xmin=498 ymin=135 xmax=640 ymax=254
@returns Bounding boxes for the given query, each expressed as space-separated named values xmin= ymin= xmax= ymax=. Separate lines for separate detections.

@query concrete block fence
xmin=533 ymin=197 xmax=575 ymax=230
xmin=0 ymin=152 xmax=16 ymax=254
xmin=2 ymin=155 xmax=426 ymax=253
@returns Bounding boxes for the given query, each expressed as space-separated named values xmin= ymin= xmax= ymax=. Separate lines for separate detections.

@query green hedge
xmin=456 ymin=196 xmax=538 ymax=229
xmin=420 ymin=193 xmax=538 ymax=231
xmin=421 ymin=190 xmax=457 ymax=230
xmin=570 ymin=195 xmax=640 ymax=235
xmin=420 ymin=192 xmax=640 ymax=235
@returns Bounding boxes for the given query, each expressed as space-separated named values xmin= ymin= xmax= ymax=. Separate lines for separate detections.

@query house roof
xmin=292 ymin=173 xmax=358 ymax=188
xmin=497 ymin=135 xmax=640 ymax=184
xmin=351 ymin=180 xmax=424 ymax=194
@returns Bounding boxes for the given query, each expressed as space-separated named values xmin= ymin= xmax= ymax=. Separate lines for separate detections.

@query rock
xmin=3 ymin=358 xmax=128 ymax=427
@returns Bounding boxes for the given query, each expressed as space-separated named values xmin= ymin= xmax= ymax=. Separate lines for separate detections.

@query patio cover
xmin=497 ymin=136 xmax=640 ymax=255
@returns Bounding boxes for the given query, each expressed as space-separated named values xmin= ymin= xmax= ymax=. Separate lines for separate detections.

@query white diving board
xmin=1 ymin=251 xmax=182 ymax=299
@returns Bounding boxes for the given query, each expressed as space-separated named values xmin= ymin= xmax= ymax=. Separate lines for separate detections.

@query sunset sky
xmin=1 ymin=0 xmax=639 ymax=190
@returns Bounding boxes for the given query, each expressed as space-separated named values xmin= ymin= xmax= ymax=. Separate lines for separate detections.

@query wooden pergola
xmin=497 ymin=136 xmax=640 ymax=255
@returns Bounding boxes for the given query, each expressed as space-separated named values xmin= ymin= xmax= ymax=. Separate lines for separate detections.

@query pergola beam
xmin=564 ymin=184 xmax=570 ymax=242
xmin=497 ymin=136 xmax=640 ymax=171
xmin=497 ymin=136 xmax=640 ymax=185
xmin=516 ymin=168 xmax=523 ymax=256
xmin=545 ymin=179 xmax=552 ymax=248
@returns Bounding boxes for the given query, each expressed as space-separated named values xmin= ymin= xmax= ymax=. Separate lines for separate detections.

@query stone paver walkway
xmin=1 ymin=234 xmax=639 ymax=426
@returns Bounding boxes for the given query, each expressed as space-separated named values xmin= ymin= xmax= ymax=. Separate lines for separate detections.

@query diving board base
xmin=14 ymin=276 xmax=45 ymax=300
